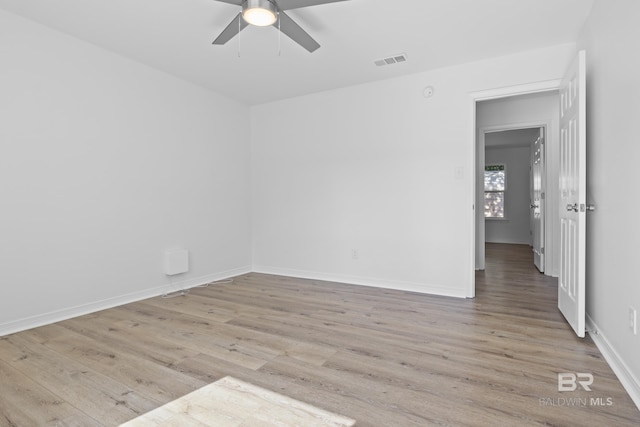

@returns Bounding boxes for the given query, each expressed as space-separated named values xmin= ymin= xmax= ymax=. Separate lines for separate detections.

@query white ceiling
xmin=0 ymin=0 xmax=594 ymax=105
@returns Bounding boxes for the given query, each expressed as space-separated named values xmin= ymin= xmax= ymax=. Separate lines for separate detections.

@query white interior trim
xmin=252 ymin=265 xmax=469 ymax=299
xmin=468 ymin=79 xmax=562 ymax=297
xmin=587 ymin=314 xmax=640 ymax=411
xmin=471 ymin=79 xmax=562 ymax=102
xmin=478 ymin=121 xmax=551 ymax=267
xmin=0 ymin=266 xmax=251 ymax=337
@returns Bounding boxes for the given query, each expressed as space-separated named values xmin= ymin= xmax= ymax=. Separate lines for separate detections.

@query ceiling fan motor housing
xmin=242 ymin=0 xmax=278 ymax=26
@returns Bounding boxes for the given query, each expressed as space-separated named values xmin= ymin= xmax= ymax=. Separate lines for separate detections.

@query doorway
xmin=469 ymin=52 xmax=587 ymax=338
xmin=481 ymin=127 xmax=545 ymax=270
xmin=473 ymin=90 xmax=560 ymax=280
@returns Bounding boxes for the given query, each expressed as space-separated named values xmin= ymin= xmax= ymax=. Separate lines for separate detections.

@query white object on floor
xmin=119 ymin=376 xmax=356 ymax=427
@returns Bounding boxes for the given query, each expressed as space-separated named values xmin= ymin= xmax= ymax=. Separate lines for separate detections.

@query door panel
xmin=531 ymin=128 xmax=545 ymax=272
xmin=558 ymin=50 xmax=587 ymax=338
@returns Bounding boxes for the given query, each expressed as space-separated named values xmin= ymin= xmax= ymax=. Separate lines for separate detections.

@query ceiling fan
xmin=211 ymin=0 xmax=349 ymax=53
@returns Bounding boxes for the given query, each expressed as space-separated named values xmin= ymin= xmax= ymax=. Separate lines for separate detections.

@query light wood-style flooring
xmin=119 ymin=376 xmax=355 ymax=427
xmin=1 ymin=243 xmax=639 ymax=426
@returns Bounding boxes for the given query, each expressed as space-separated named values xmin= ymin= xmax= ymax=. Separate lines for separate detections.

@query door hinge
xmin=541 ymin=247 xmax=545 ymax=255
xmin=541 ymin=192 xmax=545 ymax=200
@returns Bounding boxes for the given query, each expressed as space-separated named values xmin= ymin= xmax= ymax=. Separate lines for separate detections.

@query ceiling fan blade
xmin=212 ymin=0 xmax=243 ymax=5
xmin=274 ymin=11 xmax=320 ymax=52
xmin=276 ymin=0 xmax=349 ymax=11
xmin=212 ymin=13 xmax=249 ymax=45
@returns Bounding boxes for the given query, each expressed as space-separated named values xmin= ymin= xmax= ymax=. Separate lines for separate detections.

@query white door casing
xmin=531 ymin=128 xmax=545 ymax=272
xmin=558 ymin=50 xmax=587 ymax=338
xmin=471 ymin=79 xmax=562 ymax=297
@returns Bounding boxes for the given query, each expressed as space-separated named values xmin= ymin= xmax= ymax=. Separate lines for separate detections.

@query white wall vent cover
xmin=165 ymin=248 xmax=189 ymax=275
xmin=374 ymin=53 xmax=408 ymax=67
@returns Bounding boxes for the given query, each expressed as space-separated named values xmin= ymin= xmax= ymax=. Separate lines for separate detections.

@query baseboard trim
xmin=0 ymin=264 xmax=470 ymax=336
xmin=252 ymin=265 xmax=470 ymax=299
xmin=586 ymin=314 xmax=640 ymax=410
xmin=0 ymin=265 xmax=251 ymax=337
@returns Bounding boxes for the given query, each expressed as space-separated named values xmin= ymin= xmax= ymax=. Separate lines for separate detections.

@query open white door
xmin=558 ymin=50 xmax=587 ymax=338
xmin=531 ymin=128 xmax=545 ymax=272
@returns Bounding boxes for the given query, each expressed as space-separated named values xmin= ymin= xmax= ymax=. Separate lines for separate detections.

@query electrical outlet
xmin=630 ymin=307 xmax=637 ymax=335
xmin=351 ymin=249 xmax=359 ymax=260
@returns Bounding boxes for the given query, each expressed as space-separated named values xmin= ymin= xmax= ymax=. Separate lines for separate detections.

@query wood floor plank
xmin=116 ymin=298 xmax=337 ymax=368
xmin=58 ymin=310 xmax=202 ymax=368
xmin=0 ymin=243 xmax=638 ymax=426
xmin=21 ymin=324 xmax=206 ymax=403
xmin=260 ymin=354 xmax=522 ymax=427
xmin=0 ymin=358 xmax=100 ymax=427
xmin=111 ymin=304 xmax=278 ymax=370
xmin=0 ymin=334 xmax=158 ymax=425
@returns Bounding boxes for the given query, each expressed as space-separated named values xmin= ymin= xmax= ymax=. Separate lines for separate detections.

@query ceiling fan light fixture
xmin=242 ymin=0 xmax=277 ymax=27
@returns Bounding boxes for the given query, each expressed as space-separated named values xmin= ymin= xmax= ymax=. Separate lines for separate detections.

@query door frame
xmin=531 ymin=127 xmax=546 ymax=272
xmin=468 ymin=79 xmax=561 ymax=297
xmin=476 ymin=122 xmax=548 ymax=271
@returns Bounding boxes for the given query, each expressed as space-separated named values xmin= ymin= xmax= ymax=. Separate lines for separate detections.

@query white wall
xmin=476 ymin=92 xmax=560 ymax=276
xmin=0 ymin=10 xmax=252 ymax=334
xmin=578 ymin=0 xmax=640 ymax=407
xmin=251 ymin=44 xmax=575 ymax=298
xmin=485 ymin=145 xmax=531 ymax=244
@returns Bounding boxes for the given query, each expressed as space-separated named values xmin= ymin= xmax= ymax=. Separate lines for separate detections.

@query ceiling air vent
xmin=374 ymin=53 xmax=408 ymax=67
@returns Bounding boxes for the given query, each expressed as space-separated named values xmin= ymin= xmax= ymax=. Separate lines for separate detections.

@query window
xmin=484 ymin=164 xmax=506 ymax=218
